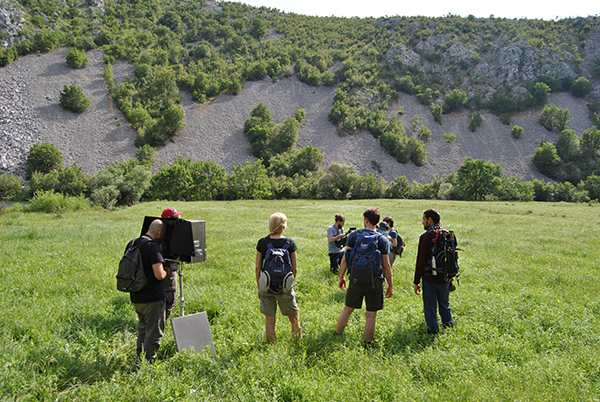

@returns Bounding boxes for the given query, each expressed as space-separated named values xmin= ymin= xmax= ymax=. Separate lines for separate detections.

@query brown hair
xmin=363 ymin=208 xmax=380 ymax=226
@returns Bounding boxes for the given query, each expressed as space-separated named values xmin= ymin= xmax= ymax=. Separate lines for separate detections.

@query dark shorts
xmin=345 ymin=279 xmax=384 ymax=311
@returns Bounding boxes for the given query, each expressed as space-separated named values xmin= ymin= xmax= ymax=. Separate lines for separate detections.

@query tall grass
xmin=1 ymin=200 xmax=599 ymax=401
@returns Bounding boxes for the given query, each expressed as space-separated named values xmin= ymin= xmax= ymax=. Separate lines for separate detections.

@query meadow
xmin=1 ymin=199 xmax=599 ymax=401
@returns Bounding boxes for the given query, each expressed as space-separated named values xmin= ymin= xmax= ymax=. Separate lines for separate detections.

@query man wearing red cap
xmin=161 ymin=207 xmax=182 ymax=318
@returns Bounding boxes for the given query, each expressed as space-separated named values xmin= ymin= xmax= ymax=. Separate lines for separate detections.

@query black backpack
xmin=392 ymin=234 xmax=405 ymax=257
xmin=428 ymin=228 xmax=459 ymax=282
xmin=116 ymin=237 xmax=151 ymax=293
xmin=261 ymin=237 xmax=294 ymax=294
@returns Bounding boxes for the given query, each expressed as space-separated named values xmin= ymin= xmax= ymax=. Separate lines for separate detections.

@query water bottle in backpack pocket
xmin=260 ymin=237 xmax=294 ymax=294
xmin=346 ymin=230 xmax=382 ymax=289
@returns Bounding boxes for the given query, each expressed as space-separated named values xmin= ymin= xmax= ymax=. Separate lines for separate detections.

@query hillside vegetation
xmin=1 ymin=0 xmax=600 ymax=204
xmin=1 ymin=200 xmax=600 ymax=400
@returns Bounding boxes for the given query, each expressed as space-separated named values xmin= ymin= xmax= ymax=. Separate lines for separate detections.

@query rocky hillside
xmin=1 ymin=47 xmax=596 ymax=184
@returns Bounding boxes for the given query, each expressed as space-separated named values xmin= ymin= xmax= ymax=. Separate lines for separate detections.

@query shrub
xmin=570 ymin=77 xmax=593 ymax=98
xmin=91 ymin=185 xmax=120 ymax=209
xmin=65 ymin=48 xmax=89 ymax=68
xmin=443 ymin=133 xmax=456 ymax=142
xmin=511 ymin=125 xmax=524 ymax=138
xmin=0 ymin=174 xmax=22 ymax=200
xmin=432 ymin=104 xmax=443 ymax=124
xmin=469 ymin=112 xmax=482 ymax=132
xmin=25 ymin=143 xmax=63 ymax=180
xmin=59 ymin=84 xmax=91 ymax=113
xmin=539 ymin=104 xmax=572 ymax=133
xmin=26 ymin=190 xmax=89 ymax=213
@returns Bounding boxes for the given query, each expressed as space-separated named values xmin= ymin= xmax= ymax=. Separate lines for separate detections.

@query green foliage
xmin=294 ymin=107 xmax=306 ymax=123
xmin=147 ymin=157 xmax=226 ymax=201
xmin=92 ymin=159 xmax=152 ymax=206
xmin=532 ymin=126 xmax=600 ymax=183
xmin=225 ymin=160 xmax=272 ymax=200
xmin=443 ymin=133 xmax=456 ymax=142
xmin=532 ymin=141 xmax=561 ymax=178
xmin=511 ymin=125 xmax=524 ymax=138
xmin=318 ymin=162 xmax=359 ymax=199
xmin=443 ymin=89 xmax=468 ymax=113
xmin=103 ymin=63 xmax=114 ymax=89
xmin=27 ymin=165 xmax=91 ymax=198
xmin=25 ymin=142 xmax=63 ymax=180
xmin=539 ymin=104 xmax=572 ymax=133
xmin=136 ymin=144 xmax=157 ymax=166
xmin=59 ymin=84 xmax=91 ymax=113
xmin=65 ymin=48 xmax=88 ymax=68
xmin=432 ymin=104 xmax=443 ymax=124
xmin=570 ymin=77 xmax=593 ymax=97
xmin=26 ymin=189 xmax=89 ymax=213
xmin=456 ymin=157 xmax=503 ymax=200
xmin=418 ymin=124 xmax=432 ymax=141
xmin=531 ymin=81 xmax=551 ymax=105
xmin=244 ymin=104 xmax=298 ymax=163
xmin=468 ymin=112 xmax=482 ymax=132
xmin=0 ymin=174 xmax=22 ymax=200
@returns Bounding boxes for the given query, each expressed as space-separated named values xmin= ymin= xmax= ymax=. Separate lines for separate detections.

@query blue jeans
xmin=422 ymin=281 xmax=453 ymax=334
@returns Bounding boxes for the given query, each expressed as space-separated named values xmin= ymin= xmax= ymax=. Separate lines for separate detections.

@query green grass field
xmin=1 ymin=200 xmax=599 ymax=401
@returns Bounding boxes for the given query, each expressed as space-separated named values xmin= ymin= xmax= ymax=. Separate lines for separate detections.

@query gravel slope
xmin=0 ymin=47 xmax=595 ymax=183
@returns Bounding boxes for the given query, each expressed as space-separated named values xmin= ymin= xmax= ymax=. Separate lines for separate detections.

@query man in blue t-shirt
xmin=335 ymin=208 xmax=393 ymax=344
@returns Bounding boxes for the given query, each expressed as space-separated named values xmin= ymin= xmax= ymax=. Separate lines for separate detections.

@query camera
xmin=334 ymin=226 xmax=357 ymax=248
xmin=141 ymin=216 xmax=207 ymax=263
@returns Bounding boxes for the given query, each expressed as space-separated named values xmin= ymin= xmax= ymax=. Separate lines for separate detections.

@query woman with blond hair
xmin=255 ymin=212 xmax=302 ymax=342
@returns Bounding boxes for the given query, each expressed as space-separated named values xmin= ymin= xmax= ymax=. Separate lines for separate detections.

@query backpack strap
xmin=132 ymin=235 xmax=152 ymax=249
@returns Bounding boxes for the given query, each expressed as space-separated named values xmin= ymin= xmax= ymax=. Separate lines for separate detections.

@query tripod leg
xmin=178 ymin=261 xmax=185 ymax=316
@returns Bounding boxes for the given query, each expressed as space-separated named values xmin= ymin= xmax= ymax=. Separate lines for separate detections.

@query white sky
xmin=231 ymin=0 xmax=598 ymax=20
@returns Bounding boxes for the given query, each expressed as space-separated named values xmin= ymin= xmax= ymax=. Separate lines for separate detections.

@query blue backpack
xmin=346 ymin=230 xmax=382 ymax=288
xmin=261 ymin=237 xmax=294 ymax=294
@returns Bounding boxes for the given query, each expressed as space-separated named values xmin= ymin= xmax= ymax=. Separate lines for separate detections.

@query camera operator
xmin=160 ymin=207 xmax=183 ymax=319
xmin=327 ymin=214 xmax=346 ymax=274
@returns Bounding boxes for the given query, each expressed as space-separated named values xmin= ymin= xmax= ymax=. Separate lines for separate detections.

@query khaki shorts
xmin=345 ymin=279 xmax=384 ymax=311
xmin=260 ymin=288 xmax=299 ymax=316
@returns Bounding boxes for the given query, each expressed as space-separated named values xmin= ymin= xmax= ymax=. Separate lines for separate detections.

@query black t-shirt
xmin=128 ymin=235 xmax=166 ymax=303
xmin=256 ymin=236 xmax=298 ymax=265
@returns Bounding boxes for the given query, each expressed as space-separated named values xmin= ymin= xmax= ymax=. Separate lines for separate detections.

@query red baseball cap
xmin=161 ymin=207 xmax=182 ymax=218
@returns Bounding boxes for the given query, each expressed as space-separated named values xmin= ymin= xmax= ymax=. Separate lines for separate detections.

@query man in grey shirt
xmin=327 ymin=214 xmax=346 ymax=274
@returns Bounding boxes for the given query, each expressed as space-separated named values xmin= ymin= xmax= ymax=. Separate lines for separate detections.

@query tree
xmin=456 ymin=157 xmax=503 ymax=200
xmin=532 ymin=141 xmax=561 ymax=179
xmin=318 ymin=162 xmax=358 ymax=199
xmin=531 ymin=81 xmax=551 ymax=105
xmin=25 ymin=142 xmax=63 ymax=179
xmin=468 ymin=112 xmax=482 ymax=132
xmin=443 ymin=89 xmax=468 ymax=113
xmin=59 ymin=84 xmax=91 ymax=113
xmin=93 ymin=160 xmax=151 ymax=206
xmin=555 ymin=129 xmax=580 ymax=161
xmin=432 ymin=104 xmax=443 ymax=124
xmin=571 ymin=77 xmax=593 ymax=98
xmin=65 ymin=48 xmax=89 ymax=68
xmin=225 ymin=160 xmax=272 ymax=200
xmin=539 ymin=104 xmax=572 ymax=133
xmin=269 ymin=117 xmax=298 ymax=155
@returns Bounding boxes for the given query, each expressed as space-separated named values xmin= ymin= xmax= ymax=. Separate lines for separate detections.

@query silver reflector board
xmin=171 ymin=312 xmax=215 ymax=355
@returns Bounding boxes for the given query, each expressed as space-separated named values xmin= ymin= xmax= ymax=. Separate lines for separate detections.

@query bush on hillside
xmin=25 ymin=143 xmax=63 ymax=180
xmin=65 ymin=48 xmax=89 ymax=68
xmin=59 ymin=84 xmax=91 ymax=113
xmin=0 ymin=174 xmax=23 ymax=200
